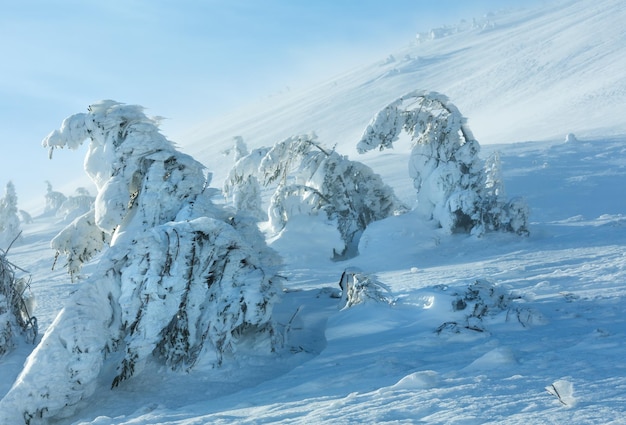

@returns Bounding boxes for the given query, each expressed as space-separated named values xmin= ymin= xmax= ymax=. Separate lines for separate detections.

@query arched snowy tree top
xmin=42 ymin=100 xmax=180 ymax=186
xmin=356 ymin=90 xmax=476 ymax=154
xmin=43 ymin=100 xmax=164 ymax=150
xmin=356 ymin=90 xmax=528 ymax=236
xmin=42 ymin=100 xmax=209 ymax=235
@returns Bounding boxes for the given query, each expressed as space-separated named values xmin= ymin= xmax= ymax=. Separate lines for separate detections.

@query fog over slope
xmin=179 ymin=0 xmax=625 ymax=185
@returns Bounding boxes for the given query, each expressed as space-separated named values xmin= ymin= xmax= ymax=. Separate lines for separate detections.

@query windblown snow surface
xmin=2 ymin=0 xmax=626 ymax=423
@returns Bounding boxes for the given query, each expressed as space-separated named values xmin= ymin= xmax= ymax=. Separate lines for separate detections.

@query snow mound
xmin=546 ymin=379 xmax=577 ymax=407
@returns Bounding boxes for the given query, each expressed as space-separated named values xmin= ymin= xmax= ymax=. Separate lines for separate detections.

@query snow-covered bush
xmin=226 ymin=134 xmax=405 ymax=258
xmin=357 ymin=90 xmax=529 ymax=236
xmin=436 ymin=279 xmax=538 ymax=335
xmin=0 ymin=101 xmax=283 ymax=424
xmin=0 ymin=244 xmax=36 ymax=357
xmin=338 ymin=267 xmax=394 ymax=309
xmin=50 ymin=209 xmax=110 ymax=281
xmin=0 ymin=181 xmax=22 ymax=247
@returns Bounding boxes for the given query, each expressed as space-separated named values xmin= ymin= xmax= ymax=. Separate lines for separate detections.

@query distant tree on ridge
xmin=0 ymin=181 xmax=22 ymax=247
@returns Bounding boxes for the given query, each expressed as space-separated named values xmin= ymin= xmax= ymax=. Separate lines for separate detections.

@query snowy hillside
xmin=179 ymin=0 xmax=626 ymax=185
xmin=2 ymin=0 xmax=626 ymax=424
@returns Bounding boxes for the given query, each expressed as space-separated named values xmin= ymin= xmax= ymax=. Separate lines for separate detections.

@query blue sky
xmin=0 ymin=0 xmax=546 ymax=211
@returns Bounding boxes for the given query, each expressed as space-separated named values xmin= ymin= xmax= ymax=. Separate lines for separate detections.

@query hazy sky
xmin=0 ymin=0 xmax=546 ymax=211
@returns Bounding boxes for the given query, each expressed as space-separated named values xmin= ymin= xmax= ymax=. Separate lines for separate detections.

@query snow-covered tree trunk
xmin=357 ymin=90 xmax=528 ymax=236
xmin=0 ymin=101 xmax=283 ymax=424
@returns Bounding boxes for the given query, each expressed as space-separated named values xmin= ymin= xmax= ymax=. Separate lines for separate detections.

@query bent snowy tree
xmin=357 ymin=90 xmax=529 ymax=236
xmin=225 ymin=134 xmax=405 ymax=258
xmin=0 ymin=101 xmax=283 ymax=424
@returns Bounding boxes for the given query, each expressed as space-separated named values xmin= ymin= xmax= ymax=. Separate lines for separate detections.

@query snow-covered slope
xmin=179 ymin=0 xmax=626 ymax=186
xmin=2 ymin=0 xmax=626 ymax=423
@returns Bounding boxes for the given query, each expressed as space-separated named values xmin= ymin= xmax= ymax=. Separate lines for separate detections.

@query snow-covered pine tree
xmin=226 ymin=134 xmax=405 ymax=258
xmin=43 ymin=180 xmax=67 ymax=215
xmin=478 ymin=152 xmax=530 ymax=235
xmin=0 ymin=101 xmax=283 ymax=424
xmin=0 ymin=181 xmax=22 ymax=247
xmin=0 ymin=243 xmax=36 ymax=357
xmin=223 ymin=137 xmax=267 ymax=221
xmin=357 ymin=90 xmax=528 ymax=236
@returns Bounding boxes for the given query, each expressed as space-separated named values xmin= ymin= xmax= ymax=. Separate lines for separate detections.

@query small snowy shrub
xmin=50 ymin=209 xmax=111 ymax=281
xmin=357 ymin=90 xmax=529 ymax=236
xmin=0 ymin=101 xmax=283 ymax=424
xmin=0 ymin=244 xmax=36 ymax=357
xmin=436 ymin=279 xmax=538 ymax=334
xmin=338 ymin=268 xmax=394 ymax=309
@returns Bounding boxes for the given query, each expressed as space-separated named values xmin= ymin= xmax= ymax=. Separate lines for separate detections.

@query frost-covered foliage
xmin=0 ymin=181 xmax=22 ymax=247
xmin=225 ymin=134 xmax=405 ymax=258
xmin=0 ymin=245 xmax=36 ymax=357
xmin=0 ymin=101 xmax=283 ymax=424
xmin=357 ymin=90 xmax=529 ymax=236
xmin=436 ymin=279 xmax=539 ymax=335
xmin=337 ymin=268 xmax=394 ymax=309
xmin=43 ymin=181 xmax=67 ymax=215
